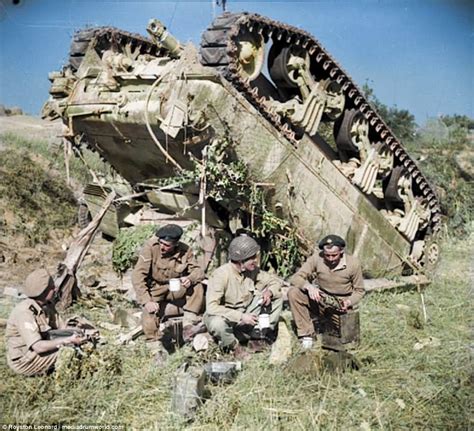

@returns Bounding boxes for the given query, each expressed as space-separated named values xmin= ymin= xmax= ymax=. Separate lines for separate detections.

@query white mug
xmin=302 ymin=337 xmax=313 ymax=349
xmin=258 ymin=313 xmax=270 ymax=329
xmin=169 ymin=278 xmax=181 ymax=292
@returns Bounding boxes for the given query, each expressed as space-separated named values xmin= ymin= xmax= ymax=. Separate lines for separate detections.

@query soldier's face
xmin=36 ymin=281 xmax=56 ymax=304
xmin=323 ymin=246 xmax=343 ymax=268
xmin=159 ymin=239 xmax=177 ymax=256
xmin=45 ymin=283 xmax=56 ymax=302
xmin=242 ymin=254 xmax=258 ymax=272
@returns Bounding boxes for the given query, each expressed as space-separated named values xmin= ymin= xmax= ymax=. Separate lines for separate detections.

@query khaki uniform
xmin=132 ymin=238 xmax=205 ymax=340
xmin=6 ymin=299 xmax=63 ymax=376
xmin=204 ymin=263 xmax=283 ymax=348
xmin=288 ymin=252 xmax=365 ymax=337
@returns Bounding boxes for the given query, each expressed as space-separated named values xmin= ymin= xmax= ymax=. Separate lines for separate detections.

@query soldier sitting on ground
xmin=5 ymin=268 xmax=87 ymax=376
xmin=132 ymin=224 xmax=205 ymax=356
xmin=287 ymin=234 xmax=365 ymax=348
xmin=204 ymin=235 xmax=283 ymax=360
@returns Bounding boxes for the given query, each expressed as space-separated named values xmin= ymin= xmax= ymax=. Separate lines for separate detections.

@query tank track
xmin=199 ymin=12 xmax=442 ymax=234
xmin=68 ymin=26 xmax=167 ymax=71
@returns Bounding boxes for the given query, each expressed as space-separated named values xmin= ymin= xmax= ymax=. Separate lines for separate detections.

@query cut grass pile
xmin=0 ymin=232 xmax=471 ymax=430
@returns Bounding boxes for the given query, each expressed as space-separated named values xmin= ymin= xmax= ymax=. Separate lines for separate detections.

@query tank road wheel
xmin=334 ymin=109 xmax=370 ymax=157
xmin=424 ymin=240 xmax=440 ymax=271
xmin=371 ymin=142 xmax=394 ymax=199
xmin=268 ymin=44 xmax=313 ymax=90
xmin=236 ymin=32 xmax=265 ymax=81
xmin=410 ymin=237 xmax=440 ymax=272
xmin=382 ymin=166 xmax=430 ymax=241
xmin=321 ymin=79 xmax=345 ymax=121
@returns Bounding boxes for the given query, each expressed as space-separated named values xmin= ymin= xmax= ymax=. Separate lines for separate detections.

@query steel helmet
xmin=229 ymin=236 xmax=260 ymax=261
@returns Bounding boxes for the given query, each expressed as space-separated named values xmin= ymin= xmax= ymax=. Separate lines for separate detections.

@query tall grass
xmin=0 ymin=233 xmax=471 ymax=430
xmin=0 ymin=132 xmax=109 ymax=186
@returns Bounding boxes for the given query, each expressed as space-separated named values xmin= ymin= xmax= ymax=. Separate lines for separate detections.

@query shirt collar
xmin=332 ymin=253 xmax=347 ymax=271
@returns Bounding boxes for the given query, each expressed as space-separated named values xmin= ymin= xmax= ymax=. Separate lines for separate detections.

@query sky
xmin=0 ymin=0 xmax=472 ymax=124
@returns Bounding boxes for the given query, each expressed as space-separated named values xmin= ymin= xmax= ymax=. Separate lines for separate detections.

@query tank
xmin=42 ymin=12 xmax=441 ymax=278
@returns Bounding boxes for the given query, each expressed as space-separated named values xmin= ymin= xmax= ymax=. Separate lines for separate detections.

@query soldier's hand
xmin=67 ymin=333 xmax=87 ymax=346
xmin=307 ymin=284 xmax=321 ymax=302
xmin=261 ymin=288 xmax=272 ymax=306
xmin=239 ymin=313 xmax=258 ymax=326
xmin=339 ymin=299 xmax=351 ymax=313
xmin=180 ymin=277 xmax=191 ymax=289
xmin=144 ymin=301 xmax=159 ymax=314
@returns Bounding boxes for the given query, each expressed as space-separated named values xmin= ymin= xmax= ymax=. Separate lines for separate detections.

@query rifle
xmin=54 ymin=192 xmax=116 ymax=311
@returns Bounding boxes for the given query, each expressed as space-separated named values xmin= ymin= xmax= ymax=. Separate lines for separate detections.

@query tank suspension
xmin=199 ymin=12 xmax=442 ymax=268
xmin=265 ymin=45 xmax=345 ymax=136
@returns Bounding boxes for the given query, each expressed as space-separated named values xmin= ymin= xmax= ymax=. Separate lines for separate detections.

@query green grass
xmin=0 ymin=132 xmax=112 ymax=245
xmin=0 ymin=146 xmax=77 ymax=245
xmin=0 ymin=233 xmax=471 ymax=430
xmin=0 ymin=132 xmax=110 ymax=187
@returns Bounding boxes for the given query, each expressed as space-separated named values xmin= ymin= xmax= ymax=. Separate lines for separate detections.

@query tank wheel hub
xmin=236 ymin=33 xmax=265 ymax=81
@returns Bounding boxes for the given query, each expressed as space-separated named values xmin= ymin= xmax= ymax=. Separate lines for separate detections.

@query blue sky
xmin=0 ymin=0 xmax=472 ymax=124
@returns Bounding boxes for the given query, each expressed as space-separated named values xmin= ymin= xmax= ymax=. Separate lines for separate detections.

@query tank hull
xmin=42 ymin=15 xmax=441 ymax=277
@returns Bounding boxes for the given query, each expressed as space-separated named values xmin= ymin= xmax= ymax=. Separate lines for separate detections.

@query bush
xmin=111 ymin=224 xmax=157 ymax=274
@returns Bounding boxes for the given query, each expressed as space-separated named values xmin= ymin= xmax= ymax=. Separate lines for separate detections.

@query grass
xmin=0 ymin=131 xmax=109 ymax=186
xmin=0 ymin=146 xmax=77 ymax=245
xmin=0 ymin=127 xmax=471 ymax=429
xmin=0 ymin=132 xmax=110 ymax=245
xmin=0 ymin=232 xmax=471 ymax=430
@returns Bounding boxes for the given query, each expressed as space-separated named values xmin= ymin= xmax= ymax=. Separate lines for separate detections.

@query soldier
xmin=288 ymin=234 xmax=365 ymax=346
xmin=132 ymin=224 xmax=205 ymax=348
xmin=204 ymin=236 xmax=283 ymax=359
xmin=5 ymin=268 xmax=87 ymax=376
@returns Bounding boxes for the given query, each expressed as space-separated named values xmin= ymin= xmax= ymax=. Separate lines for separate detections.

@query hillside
xmin=0 ymin=114 xmax=472 ymax=429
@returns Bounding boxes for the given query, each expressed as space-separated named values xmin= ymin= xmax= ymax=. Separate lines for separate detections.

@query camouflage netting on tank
xmin=111 ymin=138 xmax=306 ymax=278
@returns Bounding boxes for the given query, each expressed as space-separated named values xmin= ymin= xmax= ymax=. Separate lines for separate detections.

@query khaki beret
xmin=21 ymin=268 xmax=53 ymax=298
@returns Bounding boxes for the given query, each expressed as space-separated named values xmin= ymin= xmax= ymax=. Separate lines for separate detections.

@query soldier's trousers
xmin=8 ymin=348 xmax=59 ymax=377
xmin=142 ymin=283 xmax=204 ymax=341
xmin=287 ymin=286 xmax=320 ymax=337
xmin=204 ymin=295 xmax=283 ymax=349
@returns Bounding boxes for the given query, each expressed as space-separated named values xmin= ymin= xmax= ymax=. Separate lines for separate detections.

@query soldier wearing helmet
xmin=288 ymin=234 xmax=365 ymax=347
xmin=204 ymin=235 xmax=283 ymax=359
xmin=5 ymin=268 xmax=87 ymax=376
xmin=132 ymin=224 xmax=205 ymax=354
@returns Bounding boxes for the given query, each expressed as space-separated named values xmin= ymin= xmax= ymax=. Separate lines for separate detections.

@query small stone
xmin=193 ymin=333 xmax=209 ymax=352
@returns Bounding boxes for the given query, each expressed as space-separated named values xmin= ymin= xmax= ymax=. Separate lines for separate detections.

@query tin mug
xmin=258 ymin=313 xmax=270 ymax=329
xmin=169 ymin=278 xmax=181 ymax=292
